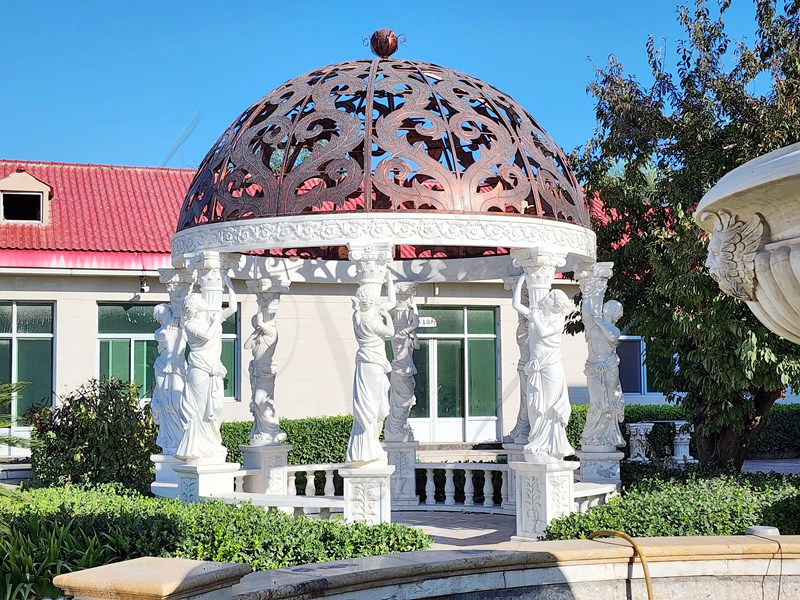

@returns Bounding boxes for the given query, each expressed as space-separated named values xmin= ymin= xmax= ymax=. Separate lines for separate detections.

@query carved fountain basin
xmin=696 ymin=141 xmax=800 ymax=343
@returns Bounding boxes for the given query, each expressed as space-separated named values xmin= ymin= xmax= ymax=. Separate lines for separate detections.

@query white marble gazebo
xmin=149 ymin=30 xmax=627 ymax=532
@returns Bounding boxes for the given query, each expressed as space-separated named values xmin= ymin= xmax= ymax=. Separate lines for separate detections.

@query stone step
xmin=0 ymin=462 xmax=32 ymax=481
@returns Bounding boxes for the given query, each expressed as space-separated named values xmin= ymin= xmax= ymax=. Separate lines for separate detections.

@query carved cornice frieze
xmin=171 ymin=214 xmax=596 ymax=265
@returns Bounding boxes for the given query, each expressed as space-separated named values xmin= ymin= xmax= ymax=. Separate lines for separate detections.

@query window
xmin=0 ymin=302 xmax=54 ymax=424
xmin=617 ymin=336 xmax=660 ymax=395
xmin=2 ymin=192 xmax=42 ymax=222
xmin=97 ymin=304 xmax=239 ymax=399
xmin=392 ymin=306 xmax=499 ymax=442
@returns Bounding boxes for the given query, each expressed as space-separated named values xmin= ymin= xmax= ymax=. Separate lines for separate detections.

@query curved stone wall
xmin=233 ymin=535 xmax=800 ymax=600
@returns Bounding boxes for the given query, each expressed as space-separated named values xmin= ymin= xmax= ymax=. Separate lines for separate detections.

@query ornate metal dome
xmin=173 ymin=32 xmax=593 ymax=262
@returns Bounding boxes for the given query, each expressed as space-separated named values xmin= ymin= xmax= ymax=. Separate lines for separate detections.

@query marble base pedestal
xmin=339 ymin=464 xmax=395 ymax=525
xmin=502 ymin=443 xmax=525 ymax=510
xmin=150 ymin=453 xmax=181 ymax=498
xmin=510 ymin=459 xmax=580 ymax=541
xmin=239 ymin=444 xmax=292 ymax=495
xmin=576 ymin=450 xmax=624 ymax=489
xmin=173 ymin=462 xmax=241 ymax=503
xmin=383 ymin=441 xmax=419 ymax=506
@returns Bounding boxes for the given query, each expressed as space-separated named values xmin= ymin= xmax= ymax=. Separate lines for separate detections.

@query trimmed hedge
xmin=221 ymin=416 xmax=354 ymax=466
xmin=543 ymin=464 xmax=800 ymax=541
xmin=750 ymin=403 xmax=800 ymax=458
xmin=0 ymin=484 xmax=431 ymax=599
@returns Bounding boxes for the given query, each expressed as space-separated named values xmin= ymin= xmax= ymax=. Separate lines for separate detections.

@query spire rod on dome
xmin=368 ymin=28 xmax=404 ymax=58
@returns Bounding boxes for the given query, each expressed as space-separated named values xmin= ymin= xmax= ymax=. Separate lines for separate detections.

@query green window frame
xmin=0 ymin=301 xmax=54 ymax=426
xmin=410 ymin=306 xmax=499 ymax=419
xmin=97 ymin=303 xmax=239 ymax=400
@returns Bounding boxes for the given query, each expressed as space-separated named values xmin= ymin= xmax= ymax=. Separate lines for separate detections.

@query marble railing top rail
xmin=286 ymin=463 xmax=346 ymax=472
xmin=416 ymin=462 xmax=509 ymax=470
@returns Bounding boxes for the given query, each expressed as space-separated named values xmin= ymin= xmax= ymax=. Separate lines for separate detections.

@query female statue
xmin=512 ymin=276 xmax=575 ymax=460
xmin=176 ymin=276 xmax=237 ymax=462
xmin=580 ymin=299 xmax=626 ymax=450
xmin=346 ymin=273 xmax=396 ymax=466
xmin=384 ymin=288 xmax=419 ymax=442
xmin=152 ymin=303 xmax=186 ymax=455
xmin=244 ymin=305 xmax=286 ymax=445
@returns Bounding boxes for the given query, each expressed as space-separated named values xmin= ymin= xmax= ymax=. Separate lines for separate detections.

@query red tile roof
xmin=0 ymin=160 xmax=193 ymax=255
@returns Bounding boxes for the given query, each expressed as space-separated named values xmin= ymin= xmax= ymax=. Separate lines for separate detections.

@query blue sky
xmin=0 ymin=0 xmax=757 ymax=169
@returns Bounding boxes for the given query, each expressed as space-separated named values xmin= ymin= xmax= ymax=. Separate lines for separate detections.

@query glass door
xmin=406 ymin=306 xmax=499 ymax=443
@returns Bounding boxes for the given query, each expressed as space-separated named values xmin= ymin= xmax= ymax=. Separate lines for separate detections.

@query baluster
xmin=483 ymin=468 xmax=494 ymax=507
xmin=425 ymin=468 xmax=436 ymax=505
xmin=444 ymin=467 xmax=456 ymax=506
xmin=500 ymin=470 xmax=509 ymax=506
xmin=463 ymin=468 xmax=475 ymax=507
xmin=305 ymin=471 xmax=316 ymax=496
xmin=288 ymin=473 xmax=296 ymax=496
xmin=324 ymin=469 xmax=335 ymax=496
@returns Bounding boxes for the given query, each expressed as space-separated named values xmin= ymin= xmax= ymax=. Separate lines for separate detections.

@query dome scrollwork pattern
xmin=178 ymin=58 xmax=589 ymax=257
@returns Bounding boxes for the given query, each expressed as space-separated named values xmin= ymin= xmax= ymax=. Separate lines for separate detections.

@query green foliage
xmin=281 ymin=415 xmax=354 ymax=465
xmin=27 ymin=379 xmax=158 ymax=494
xmin=221 ymin=415 xmax=354 ymax=466
xmin=544 ymin=465 xmax=800 ymax=540
xmin=0 ymin=382 xmax=30 ymax=449
xmin=576 ymin=0 xmax=800 ymax=467
xmin=566 ymin=403 xmax=587 ymax=450
xmin=0 ymin=484 xmax=431 ymax=598
xmin=220 ymin=421 xmax=250 ymax=464
xmin=750 ymin=403 xmax=800 ymax=457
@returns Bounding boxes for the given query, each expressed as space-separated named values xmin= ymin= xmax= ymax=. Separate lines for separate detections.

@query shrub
xmin=0 ymin=484 xmax=431 ymax=599
xmin=750 ymin=403 xmax=800 ymax=458
xmin=565 ymin=403 xmax=587 ymax=452
xmin=221 ymin=415 xmax=354 ymax=466
xmin=543 ymin=465 xmax=800 ymax=541
xmin=27 ymin=379 xmax=158 ymax=495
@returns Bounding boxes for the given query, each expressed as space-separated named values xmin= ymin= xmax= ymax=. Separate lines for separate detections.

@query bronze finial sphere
xmin=370 ymin=29 xmax=398 ymax=58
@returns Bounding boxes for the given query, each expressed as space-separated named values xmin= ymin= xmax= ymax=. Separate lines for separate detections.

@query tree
xmin=576 ymin=0 xmax=800 ymax=468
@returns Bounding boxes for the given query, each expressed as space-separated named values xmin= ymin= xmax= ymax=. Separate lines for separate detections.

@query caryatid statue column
xmin=508 ymin=248 xmax=579 ymax=542
xmin=150 ymin=267 xmax=193 ymax=498
xmin=339 ymin=241 xmax=396 ymax=524
xmin=576 ymin=262 xmax=625 ymax=487
xmin=383 ymin=281 xmax=420 ymax=506
xmin=501 ymin=276 xmax=530 ymax=510
xmin=245 ymin=277 xmax=289 ymax=445
xmin=238 ymin=276 xmax=293 ymax=496
xmin=173 ymin=251 xmax=241 ymax=503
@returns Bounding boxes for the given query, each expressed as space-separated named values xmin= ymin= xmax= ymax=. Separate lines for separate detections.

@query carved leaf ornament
xmin=178 ymin=58 xmax=588 ymax=259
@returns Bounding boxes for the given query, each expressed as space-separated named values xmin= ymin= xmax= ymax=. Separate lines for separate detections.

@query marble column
xmin=343 ymin=241 xmax=396 ymax=521
xmin=239 ymin=277 xmax=292 ymax=495
xmin=345 ymin=241 xmax=395 ymax=468
xmin=244 ymin=276 xmax=289 ymax=446
xmin=503 ymin=276 xmax=531 ymax=445
xmin=151 ymin=267 xmax=193 ymax=498
xmin=509 ymin=248 xmax=572 ymax=461
xmin=383 ymin=282 xmax=420 ymax=506
xmin=575 ymin=262 xmax=625 ymax=486
xmin=173 ymin=251 xmax=240 ymax=499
